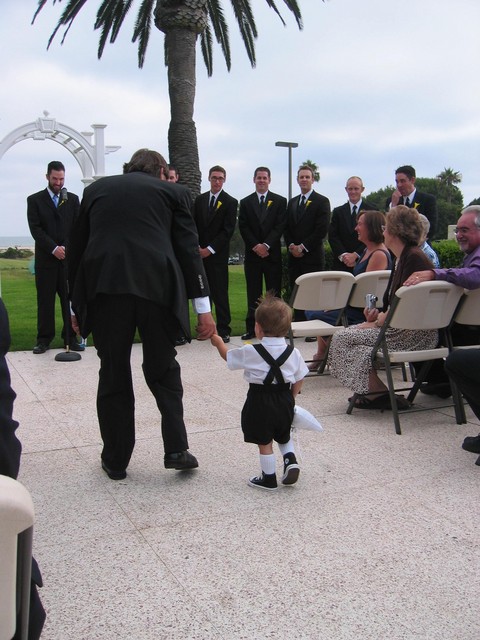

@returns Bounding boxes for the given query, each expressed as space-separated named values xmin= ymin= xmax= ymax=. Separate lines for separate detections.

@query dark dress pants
xmin=244 ymin=258 xmax=282 ymax=333
xmin=35 ymin=263 xmax=71 ymax=345
xmin=445 ymin=349 xmax=480 ymax=420
xmin=204 ymin=258 xmax=231 ymax=336
xmin=91 ymin=294 xmax=189 ymax=471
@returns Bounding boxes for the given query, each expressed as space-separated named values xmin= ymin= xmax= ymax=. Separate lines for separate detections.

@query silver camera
xmin=365 ymin=293 xmax=378 ymax=311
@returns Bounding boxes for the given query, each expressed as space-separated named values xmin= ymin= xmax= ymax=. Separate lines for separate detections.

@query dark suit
xmin=238 ymin=190 xmax=287 ymax=334
xmin=0 ymin=299 xmax=46 ymax=639
xmin=386 ymin=190 xmax=438 ymax=239
xmin=284 ymin=190 xmax=331 ymax=286
xmin=27 ymin=188 xmax=80 ymax=345
xmin=328 ymin=199 xmax=378 ymax=272
xmin=68 ymin=172 xmax=210 ymax=472
xmin=193 ymin=189 xmax=238 ymax=336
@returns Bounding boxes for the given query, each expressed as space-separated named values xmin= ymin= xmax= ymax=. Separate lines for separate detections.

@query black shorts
xmin=241 ymin=383 xmax=294 ymax=445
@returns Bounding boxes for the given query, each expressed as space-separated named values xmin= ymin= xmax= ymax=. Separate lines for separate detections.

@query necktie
xmin=352 ymin=204 xmax=357 ymax=218
xmin=260 ymin=195 xmax=265 ymax=207
xmin=209 ymin=195 xmax=215 ymax=212
xmin=404 ymin=197 xmax=410 ymax=207
xmin=296 ymin=195 xmax=306 ymax=221
xmin=53 ymin=194 xmax=59 ymax=207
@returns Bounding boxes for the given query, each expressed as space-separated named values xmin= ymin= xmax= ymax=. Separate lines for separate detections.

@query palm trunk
xmin=165 ymin=29 xmax=201 ymax=196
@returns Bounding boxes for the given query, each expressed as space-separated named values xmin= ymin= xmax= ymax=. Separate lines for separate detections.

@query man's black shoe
xmin=68 ymin=341 xmax=85 ymax=352
xmin=462 ymin=434 xmax=480 ymax=454
xmin=101 ymin=460 xmax=127 ymax=480
xmin=164 ymin=451 xmax=198 ymax=470
xmin=305 ymin=336 xmax=317 ymax=342
xmin=175 ymin=336 xmax=188 ymax=346
xmin=221 ymin=335 xmax=230 ymax=343
xmin=241 ymin=332 xmax=255 ymax=340
xmin=33 ymin=343 xmax=49 ymax=354
xmin=420 ymin=383 xmax=452 ymax=399
xmin=476 ymin=455 xmax=480 ymax=467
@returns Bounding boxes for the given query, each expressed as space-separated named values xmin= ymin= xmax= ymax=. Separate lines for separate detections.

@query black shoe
xmin=420 ymin=383 xmax=452 ymax=399
xmin=248 ymin=472 xmax=277 ymax=491
xmin=476 ymin=455 xmax=480 ymax=467
xmin=101 ymin=460 xmax=127 ymax=480
xmin=33 ymin=343 xmax=49 ymax=354
xmin=462 ymin=434 xmax=480 ymax=454
xmin=220 ymin=335 xmax=230 ymax=343
xmin=68 ymin=341 xmax=85 ymax=352
xmin=164 ymin=450 xmax=198 ymax=470
xmin=241 ymin=332 xmax=255 ymax=340
xmin=282 ymin=453 xmax=300 ymax=485
xmin=175 ymin=336 xmax=188 ymax=346
xmin=305 ymin=336 xmax=317 ymax=343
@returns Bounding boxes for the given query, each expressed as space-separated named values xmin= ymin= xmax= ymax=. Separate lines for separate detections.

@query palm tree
xmin=436 ymin=167 xmax=463 ymax=204
xmin=32 ymin=0 xmax=305 ymax=195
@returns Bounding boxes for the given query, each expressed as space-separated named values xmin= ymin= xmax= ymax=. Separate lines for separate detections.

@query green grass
xmin=1 ymin=261 xmax=249 ymax=351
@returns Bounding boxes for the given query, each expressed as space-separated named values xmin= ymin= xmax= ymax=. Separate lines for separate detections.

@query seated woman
xmin=327 ymin=205 xmax=438 ymax=410
xmin=306 ymin=210 xmax=392 ymax=371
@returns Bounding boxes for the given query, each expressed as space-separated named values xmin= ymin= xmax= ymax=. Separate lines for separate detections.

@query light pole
xmin=275 ymin=140 xmax=298 ymax=201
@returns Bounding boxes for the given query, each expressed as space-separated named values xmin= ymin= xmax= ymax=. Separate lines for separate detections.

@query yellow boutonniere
xmin=267 ymin=200 xmax=273 ymax=208
xmin=306 ymin=200 xmax=312 ymax=208
xmin=413 ymin=202 xmax=420 ymax=209
xmin=216 ymin=201 xmax=222 ymax=210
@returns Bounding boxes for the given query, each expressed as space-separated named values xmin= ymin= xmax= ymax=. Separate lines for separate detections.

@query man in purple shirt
xmin=404 ymin=206 xmax=480 ymax=458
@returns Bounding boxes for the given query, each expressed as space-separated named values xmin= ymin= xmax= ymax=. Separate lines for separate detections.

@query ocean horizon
xmin=0 ymin=236 xmax=34 ymax=248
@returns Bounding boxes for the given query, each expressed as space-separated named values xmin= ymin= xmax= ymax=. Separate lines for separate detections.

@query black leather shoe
xmin=476 ymin=455 xmax=480 ymax=467
xmin=68 ymin=341 xmax=85 ymax=352
xmin=221 ymin=335 xmax=230 ymax=343
xmin=101 ymin=460 xmax=127 ymax=480
xmin=175 ymin=336 xmax=188 ymax=346
xmin=241 ymin=332 xmax=255 ymax=340
xmin=305 ymin=336 xmax=317 ymax=342
xmin=462 ymin=434 xmax=480 ymax=454
xmin=420 ymin=383 xmax=452 ymax=399
xmin=164 ymin=451 xmax=199 ymax=470
xmin=33 ymin=343 xmax=49 ymax=354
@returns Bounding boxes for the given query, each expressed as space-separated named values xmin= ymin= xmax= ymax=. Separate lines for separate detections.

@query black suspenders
xmin=252 ymin=344 xmax=294 ymax=385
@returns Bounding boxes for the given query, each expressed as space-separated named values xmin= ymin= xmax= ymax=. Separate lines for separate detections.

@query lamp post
xmin=275 ymin=141 xmax=298 ymax=201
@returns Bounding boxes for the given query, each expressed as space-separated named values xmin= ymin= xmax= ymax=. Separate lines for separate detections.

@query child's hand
xmin=210 ymin=333 xmax=222 ymax=347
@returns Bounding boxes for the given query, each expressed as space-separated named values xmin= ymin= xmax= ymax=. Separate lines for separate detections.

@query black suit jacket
xmin=27 ymin=188 xmax=80 ymax=268
xmin=68 ymin=172 xmax=210 ymax=339
xmin=385 ymin=190 xmax=438 ymax=239
xmin=284 ymin=190 xmax=331 ymax=266
xmin=328 ymin=199 xmax=378 ymax=262
xmin=193 ymin=189 xmax=238 ymax=263
xmin=238 ymin=190 xmax=287 ymax=264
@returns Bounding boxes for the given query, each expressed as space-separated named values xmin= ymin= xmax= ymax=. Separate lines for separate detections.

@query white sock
xmin=278 ymin=439 xmax=295 ymax=457
xmin=259 ymin=453 xmax=276 ymax=476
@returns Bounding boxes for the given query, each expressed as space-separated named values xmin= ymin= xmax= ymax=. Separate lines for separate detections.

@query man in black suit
xmin=284 ymin=165 xmax=331 ymax=319
xmin=193 ymin=165 xmax=238 ymax=343
xmin=238 ymin=167 xmax=287 ymax=340
xmin=386 ymin=165 xmax=438 ymax=239
xmin=27 ymin=160 xmax=83 ymax=354
xmin=68 ymin=149 xmax=216 ymax=480
xmin=0 ymin=298 xmax=46 ymax=639
xmin=329 ymin=176 xmax=378 ymax=272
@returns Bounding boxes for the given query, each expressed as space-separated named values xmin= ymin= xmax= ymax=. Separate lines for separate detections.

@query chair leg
xmin=382 ymin=359 xmax=402 ymax=435
xmin=449 ymin=378 xmax=467 ymax=424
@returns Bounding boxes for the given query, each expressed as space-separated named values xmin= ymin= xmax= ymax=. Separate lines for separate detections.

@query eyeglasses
xmin=454 ymin=227 xmax=475 ymax=235
xmin=210 ymin=176 xmax=225 ymax=182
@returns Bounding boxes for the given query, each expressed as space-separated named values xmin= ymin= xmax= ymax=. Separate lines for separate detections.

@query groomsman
xmin=284 ymin=165 xmax=331 ymax=318
xmin=386 ymin=165 xmax=438 ymax=239
xmin=329 ymin=176 xmax=378 ymax=272
xmin=238 ymin=167 xmax=287 ymax=340
xmin=193 ymin=166 xmax=237 ymax=343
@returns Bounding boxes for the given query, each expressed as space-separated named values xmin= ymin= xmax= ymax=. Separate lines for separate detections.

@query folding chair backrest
xmin=349 ymin=270 xmax=391 ymax=309
xmin=388 ymin=282 xmax=464 ymax=330
xmin=452 ymin=287 xmax=480 ymax=326
xmin=290 ymin=271 xmax=355 ymax=311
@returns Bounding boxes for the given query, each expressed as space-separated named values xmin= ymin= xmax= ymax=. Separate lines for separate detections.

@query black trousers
xmin=35 ymin=263 xmax=71 ymax=345
xmin=243 ymin=259 xmax=282 ymax=333
xmin=445 ymin=349 xmax=480 ymax=421
xmin=204 ymin=258 xmax=231 ymax=336
xmin=90 ymin=294 xmax=189 ymax=471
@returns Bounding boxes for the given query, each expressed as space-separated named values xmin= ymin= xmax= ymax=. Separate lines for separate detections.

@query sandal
xmin=307 ymin=354 xmax=323 ymax=372
xmin=353 ymin=393 xmax=410 ymax=411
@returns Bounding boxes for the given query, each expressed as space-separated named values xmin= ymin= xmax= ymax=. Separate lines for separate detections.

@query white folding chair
xmin=348 ymin=270 xmax=391 ymax=310
xmin=0 ymin=475 xmax=35 ymax=640
xmin=346 ymin=281 xmax=465 ymax=434
xmin=288 ymin=271 xmax=355 ymax=374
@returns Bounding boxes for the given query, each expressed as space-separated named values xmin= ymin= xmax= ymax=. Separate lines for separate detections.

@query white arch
xmin=0 ymin=114 xmax=120 ymax=185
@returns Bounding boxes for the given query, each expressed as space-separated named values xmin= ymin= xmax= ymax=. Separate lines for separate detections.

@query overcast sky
xmin=1 ymin=0 xmax=479 ymax=236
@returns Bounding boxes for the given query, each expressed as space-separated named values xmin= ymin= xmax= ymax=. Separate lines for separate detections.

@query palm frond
xmin=94 ymin=0 xmax=134 ymax=59
xmin=131 ymin=0 xmax=155 ymax=68
xmin=206 ymin=0 xmax=231 ymax=71
xmin=200 ymin=24 xmax=214 ymax=76
xmin=32 ymin=0 xmax=90 ymax=49
xmin=228 ymin=0 xmax=257 ymax=68
xmin=265 ymin=0 xmax=303 ymax=29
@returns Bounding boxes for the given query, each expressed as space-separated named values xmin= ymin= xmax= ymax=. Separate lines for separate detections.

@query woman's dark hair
xmin=357 ymin=210 xmax=386 ymax=244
